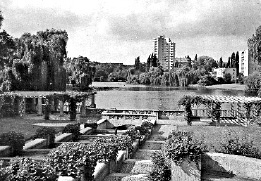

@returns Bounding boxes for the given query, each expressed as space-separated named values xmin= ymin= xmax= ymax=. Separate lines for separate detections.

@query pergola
xmin=179 ymin=95 xmax=261 ymax=126
xmin=0 ymin=91 xmax=97 ymax=120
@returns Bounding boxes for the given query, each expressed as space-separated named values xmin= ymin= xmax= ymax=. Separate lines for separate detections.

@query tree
xmin=186 ymin=55 xmax=192 ymax=68
xmin=193 ymin=56 xmax=217 ymax=72
xmin=134 ymin=56 xmax=140 ymax=70
xmin=226 ymin=57 xmax=231 ymax=68
xmin=66 ymin=56 xmax=95 ymax=90
xmin=0 ymin=29 xmax=69 ymax=91
xmin=0 ymin=11 xmax=3 ymax=29
xmin=218 ymin=57 xmax=223 ymax=68
xmin=224 ymin=73 xmax=232 ymax=83
xmin=194 ymin=54 xmax=197 ymax=61
xmin=0 ymin=30 xmax=16 ymax=68
xmin=231 ymin=52 xmax=236 ymax=68
xmin=248 ymin=25 xmax=261 ymax=65
xmin=235 ymin=51 xmax=239 ymax=76
xmin=244 ymin=72 xmax=261 ymax=95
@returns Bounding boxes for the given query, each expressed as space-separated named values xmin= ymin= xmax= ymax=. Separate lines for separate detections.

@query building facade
xmin=239 ymin=50 xmax=249 ymax=76
xmin=213 ymin=68 xmax=237 ymax=81
xmin=153 ymin=35 xmax=176 ymax=70
xmin=239 ymin=49 xmax=261 ymax=76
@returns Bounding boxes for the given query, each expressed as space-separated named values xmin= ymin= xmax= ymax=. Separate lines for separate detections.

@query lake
xmin=91 ymin=82 xmax=246 ymax=110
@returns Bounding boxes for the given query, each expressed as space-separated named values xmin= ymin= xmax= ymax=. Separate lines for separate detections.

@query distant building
xmin=153 ymin=35 xmax=175 ymax=70
xmin=239 ymin=50 xmax=249 ymax=76
xmin=173 ymin=57 xmax=189 ymax=68
xmin=213 ymin=68 xmax=237 ymax=81
xmin=239 ymin=49 xmax=261 ymax=76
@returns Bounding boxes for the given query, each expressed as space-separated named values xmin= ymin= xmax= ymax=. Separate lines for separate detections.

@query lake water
xmin=91 ymin=82 xmax=246 ymax=110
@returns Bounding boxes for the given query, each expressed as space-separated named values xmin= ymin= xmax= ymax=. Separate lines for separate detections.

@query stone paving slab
xmin=120 ymin=159 xmax=153 ymax=174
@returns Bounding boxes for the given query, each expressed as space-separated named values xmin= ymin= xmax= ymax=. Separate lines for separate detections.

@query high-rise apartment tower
xmin=153 ymin=35 xmax=176 ymax=70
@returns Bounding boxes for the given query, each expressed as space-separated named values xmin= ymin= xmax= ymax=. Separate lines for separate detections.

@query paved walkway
xmin=104 ymin=124 xmax=177 ymax=181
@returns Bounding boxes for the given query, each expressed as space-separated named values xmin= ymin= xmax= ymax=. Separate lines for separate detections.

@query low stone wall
xmin=94 ymin=162 xmax=110 ymax=181
xmin=170 ymin=153 xmax=261 ymax=180
xmin=80 ymin=127 xmax=93 ymax=135
xmin=202 ymin=152 xmax=261 ymax=180
xmin=0 ymin=146 xmax=12 ymax=157
xmin=97 ymin=119 xmax=107 ymax=129
xmin=171 ymin=159 xmax=201 ymax=181
xmin=55 ymin=133 xmax=73 ymax=143
xmin=23 ymin=138 xmax=47 ymax=150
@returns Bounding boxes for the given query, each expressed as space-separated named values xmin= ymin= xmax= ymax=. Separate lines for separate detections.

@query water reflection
xmin=95 ymin=84 xmax=247 ymax=110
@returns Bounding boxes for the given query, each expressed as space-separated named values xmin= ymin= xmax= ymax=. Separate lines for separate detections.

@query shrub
xmin=0 ymin=131 xmax=25 ymax=156
xmin=62 ymin=124 xmax=80 ymax=141
xmin=48 ymin=142 xmax=98 ymax=180
xmin=0 ymin=158 xmax=57 ymax=181
xmin=92 ymin=137 xmax=119 ymax=162
xmin=34 ymin=127 xmax=56 ymax=148
xmin=217 ymin=134 xmax=261 ymax=159
xmin=135 ymin=121 xmax=153 ymax=135
xmin=123 ymin=127 xmax=140 ymax=141
xmin=164 ymin=131 xmax=207 ymax=165
xmin=149 ymin=151 xmax=171 ymax=181
xmin=141 ymin=121 xmax=154 ymax=129
xmin=135 ymin=126 xmax=149 ymax=135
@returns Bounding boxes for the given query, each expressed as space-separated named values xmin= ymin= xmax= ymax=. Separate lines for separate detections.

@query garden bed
xmin=177 ymin=125 xmax=261 ymax=151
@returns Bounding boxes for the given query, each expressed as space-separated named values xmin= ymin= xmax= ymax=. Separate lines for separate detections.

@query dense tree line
xmin=126 ymin=54 xmax=234 ymax=86
xmin=92 ymin=63 xmax=130 ymax=82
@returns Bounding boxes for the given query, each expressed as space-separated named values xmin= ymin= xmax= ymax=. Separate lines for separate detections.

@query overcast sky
xmin=0 ymin=0 xmax=261 ymax=64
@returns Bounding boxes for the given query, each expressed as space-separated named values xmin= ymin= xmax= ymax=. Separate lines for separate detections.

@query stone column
xmin=50 ymin=98 xmax=55 ymax=113
xmin=90 ymin=94 xmax=96 ymax=108
xmin=32 ymin=98 xmax=36 ymax=113
xmin=80 ymin=98 xmax=86 ymax=117
xmin=59 ymin=100 xmax=64 ymax=117
xmin=37 ymin=97 xmax=43 ymax=116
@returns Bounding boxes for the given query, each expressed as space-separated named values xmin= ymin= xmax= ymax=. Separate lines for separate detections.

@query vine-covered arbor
xmin=178 ymin=95 xmax=261 ymax=126
xmin=0 ymin=91 xmax=96 ymax=120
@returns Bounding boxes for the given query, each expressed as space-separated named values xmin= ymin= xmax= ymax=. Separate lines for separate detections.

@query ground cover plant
xmin=0 ymin=131 xmax=25 ymax=156
xmin=149 ymin=151 xmax=171 ymax=181
xmin=62 ymin=123 xmax=80 ymax=141
xmin=0 ymin=134 xmax=134 ymax=181
xmin=178 ymin=126 xmax=261 ymax=151
xmin=34 ymin=127 xmax=56 ymax=148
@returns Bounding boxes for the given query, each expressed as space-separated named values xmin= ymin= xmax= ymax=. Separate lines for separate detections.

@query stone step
xmin=202 ymin=171 xmax=255 ymax=181
xmin=104 ymin=173 xmax=150 ymax=181
xmin=141 ymin=140 xmax=165 ymax=150
xmin=133 ymin=149 xmax=159 ymax=160
xmin=120 ymin=159 xmax=153 ymax=174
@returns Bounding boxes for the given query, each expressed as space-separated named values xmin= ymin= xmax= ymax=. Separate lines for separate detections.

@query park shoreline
xmin=189 ymin=84 xmax=246 ymax=91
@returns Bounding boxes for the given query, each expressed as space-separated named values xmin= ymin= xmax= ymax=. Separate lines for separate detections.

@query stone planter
xmin=171 ymin=158 xmax=201 ymax=181
xmin=58 ymin=176 xmax=76 ymax=181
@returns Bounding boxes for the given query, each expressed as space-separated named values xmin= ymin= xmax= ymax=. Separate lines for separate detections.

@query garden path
xmin=104 ymin=124 xmax=177 ymax=181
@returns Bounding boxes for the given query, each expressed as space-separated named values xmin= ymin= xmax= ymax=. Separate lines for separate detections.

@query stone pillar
xmin=90 ymin=94 xmax=96 ymax=108
xmin=37 ymin=97 xmax=43 ymax=116
xmin=50 ymin=98 xmax=55 ymax=113
xmin=32 ymin=98 xmax=37 ymax=113
xmin=80 ymin=98 xmax=86 ymax=117
xmin=59 ymin=100 xmax=64 ymax=117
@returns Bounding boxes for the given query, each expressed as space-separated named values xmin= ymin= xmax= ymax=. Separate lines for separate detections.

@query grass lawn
xmin=177 ymin=125 xmax=261 ymax=152
xmin=0 ymin=114 xmax=100 ymax=140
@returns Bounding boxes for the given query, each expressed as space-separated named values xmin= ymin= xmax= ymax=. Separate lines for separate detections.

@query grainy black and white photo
xmin=0 ymin=0 xmax=261 ymax=180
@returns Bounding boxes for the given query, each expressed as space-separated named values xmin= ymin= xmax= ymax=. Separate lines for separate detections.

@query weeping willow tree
xmin=1 ymin=29 xmax=68 ymax=91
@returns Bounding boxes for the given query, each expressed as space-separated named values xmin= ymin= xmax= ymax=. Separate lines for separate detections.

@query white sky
xmin=1 ymin=0 xmax=261 ymax=64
